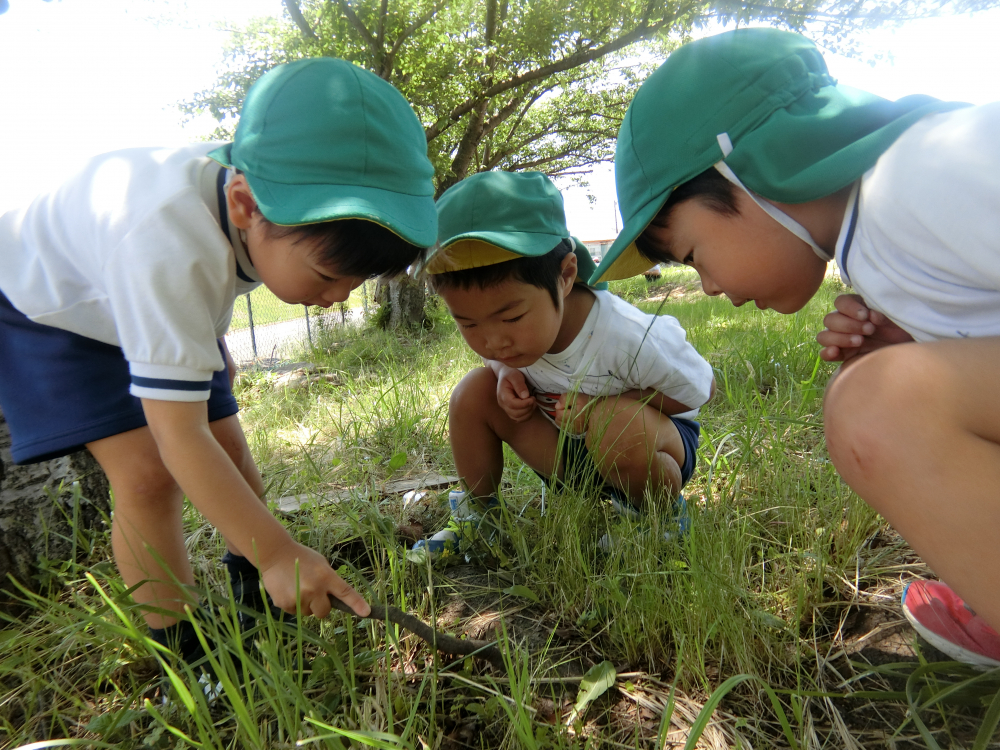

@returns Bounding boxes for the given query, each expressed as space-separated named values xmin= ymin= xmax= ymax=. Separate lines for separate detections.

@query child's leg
xmin=87 ymin=414 xmax=266 ymax=629
xmin=449 ymin=367 xmax=562 ymax=496
xmin=584 ymin=394 xmax=686 ymax=508
xmin=824 ymin=337 xmax=1000 ymax=633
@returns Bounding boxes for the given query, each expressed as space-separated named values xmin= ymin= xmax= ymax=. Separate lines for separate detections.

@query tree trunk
xmin=376 ymin=275 xmax=427 ymax=329
xmin=0 ymin=407 xmax=110 ymax=613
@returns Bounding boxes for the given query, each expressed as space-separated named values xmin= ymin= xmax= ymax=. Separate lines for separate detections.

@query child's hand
xmin=817 ymin=294 xmax=913 ymax=365
xmin=260 ymin=541 xmax=371 ymax=619
xmin=496 ymin=366 xmax=536 ymax=422
xmin=553 ymin=392 xmax=592 ymax=434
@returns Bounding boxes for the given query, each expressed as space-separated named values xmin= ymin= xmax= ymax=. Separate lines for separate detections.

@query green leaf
xmin=85 ymin=709 xmax=145 ymax=735
xmin=388 ymin=451 xmax=407 ymax=471
xmin=566 ymin=660 xmax=616 ymax=725
xmin=502 ymin=584 xmax=540 ymax=603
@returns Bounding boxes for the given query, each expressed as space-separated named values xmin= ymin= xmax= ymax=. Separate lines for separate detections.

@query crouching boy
xmin=590 ymin=28 xmax=1000 ymax=667
xmin=411 ymin=171 xmax=714 ymax=562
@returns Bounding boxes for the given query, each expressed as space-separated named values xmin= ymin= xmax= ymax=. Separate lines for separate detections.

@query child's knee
xmin=825 ymin=344 xmax=943 ymax=477
xmin=209 ymin=415 xmax=256 ymax=479
xmin=112 ymin=456 xmax=181 ymax=509
xmin=449 ymin=367 xmax=497 ymax=414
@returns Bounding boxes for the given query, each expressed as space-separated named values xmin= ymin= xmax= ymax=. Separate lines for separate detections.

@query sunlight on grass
xmin=3 ymin=274 xmax=997 ymax=748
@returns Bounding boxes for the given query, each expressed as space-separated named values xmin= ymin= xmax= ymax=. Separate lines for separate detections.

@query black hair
xmin=430 ymin=239 xmax=574 ymax=308
xmin=261 ymin=218 xmax=425 ymax=278
xmin=635 ymin=167 xmax=739 ymax=264
xmin=236 ymin=169 xmax=425 ymax=277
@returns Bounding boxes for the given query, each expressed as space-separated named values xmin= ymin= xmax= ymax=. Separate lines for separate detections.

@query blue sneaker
xmin=599 ymin=492 xmax=689 ymax=551
xmin=407 ymin=490 xmax=500 ymax=565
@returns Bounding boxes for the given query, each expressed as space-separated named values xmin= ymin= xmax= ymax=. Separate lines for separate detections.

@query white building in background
xmin=580 ymin=238 xmax=617 ymax=264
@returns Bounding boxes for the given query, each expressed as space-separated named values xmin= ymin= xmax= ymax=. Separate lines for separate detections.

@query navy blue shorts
xmin=540 ymin=416 xmax=701 ymax=493
xmin=0 ymin=289 xmax=239 ymax=465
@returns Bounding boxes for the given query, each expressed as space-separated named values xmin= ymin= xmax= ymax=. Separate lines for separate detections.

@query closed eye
xmin=317 ymin=272 xmax=337 ymax=282
xmin=503 ymin=314 xmax=525 ymax=324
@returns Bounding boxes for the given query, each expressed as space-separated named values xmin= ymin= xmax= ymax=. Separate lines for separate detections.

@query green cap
xmin=591 ymin=28 xmax=967 ymax=284
xmin=208 ymin=57 xmax=437 ymax=247
xmin=426 ymin=170 xmax=605 ymax=288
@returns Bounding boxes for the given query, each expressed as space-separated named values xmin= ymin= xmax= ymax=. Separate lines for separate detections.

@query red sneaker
xmin=901 ymin=580 xmax=1000 ymax=668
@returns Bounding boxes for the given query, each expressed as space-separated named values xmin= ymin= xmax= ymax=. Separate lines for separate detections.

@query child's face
xmin=644 ymin=191 xmax=828 ymax=314
xmin=439 ymin=277 xmax=568 ymax=369
xmin=247 ymin=218 xmax=366 ymax=307
xmin=227 ymin=175 xmax=366 ymax=307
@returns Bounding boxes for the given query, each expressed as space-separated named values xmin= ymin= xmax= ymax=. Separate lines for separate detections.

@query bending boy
xmin=411 ymin=171 xmax=714 ymax=562
xmin=591 ymin=29 xmax=1000 ymax=667
xmin=0 ymin=59 xmax=437 ymax=664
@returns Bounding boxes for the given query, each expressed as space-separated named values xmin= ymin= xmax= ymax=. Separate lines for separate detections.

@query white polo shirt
xmin=835 ymin=103 xmax=1000 ymax=342
xmin=0 ymin=144 xmax=262 ymax=401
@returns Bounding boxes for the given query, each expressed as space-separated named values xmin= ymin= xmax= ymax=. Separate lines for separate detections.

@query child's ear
xmin=558 ymin=252 xmax=578 ymax=297
xmin=226 ymin=174 xmax=258 ymax=230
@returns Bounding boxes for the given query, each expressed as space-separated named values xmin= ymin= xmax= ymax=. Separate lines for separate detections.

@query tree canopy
xmin=186 ymin=0 xmax=990 ymax=199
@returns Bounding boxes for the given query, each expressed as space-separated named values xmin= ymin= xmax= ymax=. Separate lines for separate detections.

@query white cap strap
xmin=713 ymin=160 xmax=832 ymax=262
xmin=716 ymin=132 xmax=734 ymax=157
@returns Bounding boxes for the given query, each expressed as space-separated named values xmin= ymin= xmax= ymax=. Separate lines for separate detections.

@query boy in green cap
xmin=410 ymin=171 xmax=714 ymax=562
xmin=591 ymin=28 xmax=1000 ymax=667
xmin=0 ymin=58 xmax=437 ymax=666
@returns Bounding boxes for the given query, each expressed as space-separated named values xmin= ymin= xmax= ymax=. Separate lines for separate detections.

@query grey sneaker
xmin=407 ymin=490 xmax=500 ymax=565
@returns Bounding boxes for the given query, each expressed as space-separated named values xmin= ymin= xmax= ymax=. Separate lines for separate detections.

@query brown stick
xmin=328 ymin=596 xmax=506 ymax=670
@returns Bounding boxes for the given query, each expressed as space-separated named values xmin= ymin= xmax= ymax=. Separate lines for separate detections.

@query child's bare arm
xmin=141 ymin=398 xmax=370 ymax=619
xmin=818 ymin=294 xmax=913 ymax=364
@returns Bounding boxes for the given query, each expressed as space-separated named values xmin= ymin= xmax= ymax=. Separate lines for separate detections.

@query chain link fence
xmin=224 ymin=282 xmax=374 ymax=368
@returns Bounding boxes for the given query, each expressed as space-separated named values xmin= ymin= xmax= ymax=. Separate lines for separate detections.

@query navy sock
xmin=149 ymin=618 xmax=208 ymax=666
xmin=222 ymin=551 xmax=259 ymax=585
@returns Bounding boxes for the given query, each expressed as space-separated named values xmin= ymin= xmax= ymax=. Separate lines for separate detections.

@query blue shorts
xmin=541 ymin=416 xmax=701 ymax=493
xmin=0 ymin=289 xmax=239 ymax=465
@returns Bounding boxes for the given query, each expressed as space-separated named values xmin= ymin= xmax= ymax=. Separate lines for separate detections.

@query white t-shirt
xmin=834 ymin=103 xmax=1000 ymax=342
xmin=521 ymin=289 xmax=714 ymax=430
xmin=0 ymin=144 xmax=262 ymax=401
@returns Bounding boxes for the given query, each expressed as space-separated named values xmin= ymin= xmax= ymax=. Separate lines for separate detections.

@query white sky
xmin=2 ymin=1 xmax=999 ymax=238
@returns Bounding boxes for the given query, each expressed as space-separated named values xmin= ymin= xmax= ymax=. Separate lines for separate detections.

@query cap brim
xmin=588 ymin=195 xmax=667 ymax=284
xmin=452 ymin=230 xmax=567 ymax=258
xmin=249 ymin=175 xmax=438 ymax=248
xmin=427 ymin=229 xmax=567 ymax=273
xmin=207 ymin=143 xmax=234 ymax=167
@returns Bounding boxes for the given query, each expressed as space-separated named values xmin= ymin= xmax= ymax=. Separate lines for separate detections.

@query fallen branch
xmin=328 ymin=596 xmax=505 ymax=670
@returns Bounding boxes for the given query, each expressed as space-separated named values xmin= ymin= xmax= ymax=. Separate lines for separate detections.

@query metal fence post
xmin=305 ymin=304 xmax=312 ymax=346
xmin=246 ymin=293 xmax=258 ymax=359
xmin=362 ymin=281 xmax=369 ymax=316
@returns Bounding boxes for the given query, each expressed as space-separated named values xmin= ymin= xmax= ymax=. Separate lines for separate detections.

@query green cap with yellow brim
xmin=208 ymin=57 xmax=437 ymax=247
xmin=590 ymin=27 xmax=967 ymax=285
xmin=426 ymin=170 xmax=606 ymax=288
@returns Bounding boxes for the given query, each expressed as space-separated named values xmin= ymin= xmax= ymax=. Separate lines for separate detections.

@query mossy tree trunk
xmin=376 ymin=276 xmax=427 ymax=330
xmin=0 ymin=407 xmax=110 ymax=613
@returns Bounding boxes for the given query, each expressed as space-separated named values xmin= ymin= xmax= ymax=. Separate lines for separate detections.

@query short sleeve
xmin=104 ymin=189 xmax=234 ymax=401
xmin=622 ymin=312 xmax=714 ymax=410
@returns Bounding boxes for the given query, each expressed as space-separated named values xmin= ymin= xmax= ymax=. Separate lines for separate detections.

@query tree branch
xmin=385 ymin=0 xmax=448 ymax=65
xmin=377 ymin=0 xmax=388 ymax=50
xmin=336 ymin=0 xmax=379 ymax=53
xmin=284 ymin=0 xmax=318 ymax=39
xmin=424 ymin=5 xmax=691 ymax=143
xmin=328 ymin=595 xmax=505 ymax=669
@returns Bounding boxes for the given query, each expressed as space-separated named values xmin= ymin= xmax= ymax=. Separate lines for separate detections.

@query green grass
xmin=3 ymin=269 xmax=999 ymax=749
